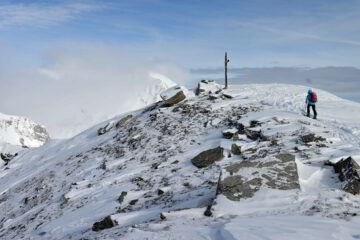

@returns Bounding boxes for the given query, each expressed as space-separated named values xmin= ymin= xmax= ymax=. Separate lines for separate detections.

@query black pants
xmin=307 ymin=104 xmax=317 ymax=117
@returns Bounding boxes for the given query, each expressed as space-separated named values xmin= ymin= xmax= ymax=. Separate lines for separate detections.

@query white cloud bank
xmin=0 ymin=44 xmax=190 ymax=138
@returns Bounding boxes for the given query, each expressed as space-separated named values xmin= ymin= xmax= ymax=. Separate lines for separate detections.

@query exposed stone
xmin=115 ymin=115 xmax=133 ymax=128
xmin=204 ymin=206 xmax=212 ymax=217
xmin=231 ymin=144 xmax=241 ymax=155
xmin=129 ymin=199 xmax=138 ymax=205
xmin=191 ymin=147 xmax=224 ymax=168
xmin=220 ymin=176 xmax=262 ymax=201
xmin=222 ymin=93 xmax=233 ymax=99
xmin=92 ymin=216 xmax=116 ymax=232
xmin=196 ymin=80 xmax=222 ymax=96
xmin=97 ymin=123 xmax=110 ymax=136
xmin=275 ymin=153 xmax=295 ymax=163
xmin=0 ymin=152 xmax=17 ymax=165
xmin=333 ymin=157 xmax=360 ymax=194
xmin=225 ymin=161 xmax=258 ymax=175
xmin=160 ymin=213 xmax=167 ymax=220
xmin=223 ymin=152 xmax=300 ymax=200
xmin=299 ymin=133 xmax=326 ymax=143
xmin=160 ymin=86 xmax=186 ymax=105
xmin=117 ymin=191 xmax=127 ymax=204
xmin=223 ymin=128 xmax=238 ymax=139
xmin=249 ymin=120 xmax=261 ymax=128
xmin=245 ymin=129 xmax=268 ymax=141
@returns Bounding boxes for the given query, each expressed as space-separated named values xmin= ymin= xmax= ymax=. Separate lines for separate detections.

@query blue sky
xmin=1 ymin=0 xmax=360 ymax=68
xmin=1 ymin=0 xmax=360 ymax=138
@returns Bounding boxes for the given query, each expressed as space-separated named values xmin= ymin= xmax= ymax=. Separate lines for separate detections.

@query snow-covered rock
xmin=196 ymin=80 xmax=222 ymax=95
xmin=0 ymin=112 xmax=49 ymax=154
xmin=160 ymin=85 xmax=187 ymax=105
xmin=1 ymin=83 xmax=360 ymax=239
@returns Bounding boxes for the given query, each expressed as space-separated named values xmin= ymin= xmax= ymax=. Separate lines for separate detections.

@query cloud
xmin=0 ymin=2 xmax=104 ymax=28
xmin=0 ymin=43 xmax=190 ymax=138
xmin=190 ymin=67 xmax=360 ymax=102
xmin=237 ymin=22 xmax=360 ymax=46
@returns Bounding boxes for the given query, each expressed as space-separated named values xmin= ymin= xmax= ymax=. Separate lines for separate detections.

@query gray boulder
xmin=191 ymin=147 xmax=224 ymax=168
xmin=231 ymin=144 xmax=241 ymax=155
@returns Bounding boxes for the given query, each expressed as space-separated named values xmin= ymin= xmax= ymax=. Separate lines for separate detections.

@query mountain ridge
xmin=0 ymin=82 xmax=359 ymax=239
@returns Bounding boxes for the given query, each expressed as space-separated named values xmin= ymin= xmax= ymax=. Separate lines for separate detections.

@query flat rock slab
xmin=222 ymin=153 xmax=300 ymax=201
xmin=191 ymin=147 xmax=224 ymax=168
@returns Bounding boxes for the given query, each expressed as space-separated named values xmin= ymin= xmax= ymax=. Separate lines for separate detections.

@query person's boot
xmin=313 ymin=115 xmax=317 ymax=120
xmin=306 ymin=114 xmax=310 ymax=118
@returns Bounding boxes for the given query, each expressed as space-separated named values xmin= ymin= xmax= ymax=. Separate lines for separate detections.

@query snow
xmin=1 ymin=82 xmax=360 ymax=239
xmin=0 ymin=112 xmax=50 ymax=155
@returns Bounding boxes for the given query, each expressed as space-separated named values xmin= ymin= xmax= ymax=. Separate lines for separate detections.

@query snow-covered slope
xmin=0 ymin=112 xmax=50 ymax=154
xmin=1 ymin=83 xmax=360 ymax=240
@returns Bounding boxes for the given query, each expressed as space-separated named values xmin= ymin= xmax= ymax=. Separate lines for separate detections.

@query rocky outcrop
xmin=333 ymin=157 xmax=360 ymax=194
xmin=221 ymin=153 xmax=299 ymax=201
xmin=299 ymin=133 xmax=326 ymax=144
xmin=160 ymin=86 xmax=186 ymax=105
xmin=220 ymin=176 xmax=262 ymax=200
xmin=92 ymin=216 xmax=116 ymax=232
xmin=191 ymin=147 xmax=224 ymax=168
xmin=196 ymin=80 xmax=220 ymax=95
xmin=116 ymin=115 xmax=133 ymax=128
xmin=0 ymin=152 xmax=18 ymax=165
xmin=97 ymin=115 xmax=133 ymax=136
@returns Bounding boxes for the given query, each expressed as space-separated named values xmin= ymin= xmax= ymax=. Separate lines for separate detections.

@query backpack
xmin=311 ymin=92 xmax=317 ymax=102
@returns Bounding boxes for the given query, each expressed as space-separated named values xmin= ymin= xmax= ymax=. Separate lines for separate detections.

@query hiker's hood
xmin=308 ymin=89 xmax=313 ymax=94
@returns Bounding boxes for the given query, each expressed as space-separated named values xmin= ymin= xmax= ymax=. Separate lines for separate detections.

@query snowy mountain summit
xmin=0 ymin=112 xmax=50 ymax=154
xmin=1 ymin=81 xmax=360 ymax=239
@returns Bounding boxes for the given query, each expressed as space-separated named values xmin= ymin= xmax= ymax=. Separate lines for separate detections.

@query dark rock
xmin=299 ymin=133 xmax=326 ymax=143
xmin=97 ymin=123 xmax=110 ymax=136
xmin=236 ymin=123 xmax=245 ymax=133
xmin=249 ymin=120 xmax=261 ymax=128
xmin=223 ymin=129 xmax=238 ymax=139
xmin=160 ymin=213 xmax=167 ymax=220
xmin=231 ymin=144 xmax=241 ymax=155
xmin=158 ymin=189 xmax=165 ymax=195
xmin=92 ymin=216 xmax=115 ymax=232
xmin=204 ymin=206 xmax=212 ymax=217
xmin=117 ymin=191 xmax=127 ymax=204
xmin=191 ymin=147 xmax=224 ymax=168
xmin=129 ymin=199 xmax=138 ymax=205
xmin=333 ymin=157 xmax=360 ymax=194
xmin=222 ymin=93 xmax=233 ymax=99
xmin=244 ymin=129 xmax=268 ymax=141
xmin=208 ymin=95 xmax=218 ymax=100
xmin=0 ymin=153 xmax=17 ymax=165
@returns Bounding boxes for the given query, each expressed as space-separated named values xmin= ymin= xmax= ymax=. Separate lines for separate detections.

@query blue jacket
xmin=305 ymin=89 xmax=316 ymax=105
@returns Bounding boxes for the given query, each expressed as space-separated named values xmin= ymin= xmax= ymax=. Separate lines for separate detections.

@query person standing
xmin=305 ymin=89 xmax=317 ymax=119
